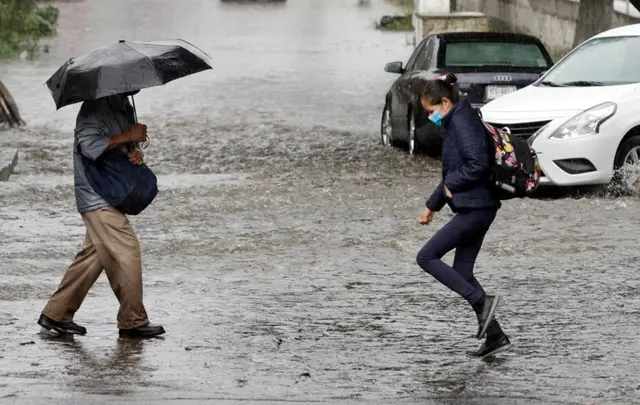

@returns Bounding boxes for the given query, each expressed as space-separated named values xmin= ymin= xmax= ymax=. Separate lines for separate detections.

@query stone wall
xmin=419 ymin=11 xmax=490 ymax=34
xmin=455 ymin=0 xmax=640 ymax=55
xmin=415 ymin=11 xmax=490 ymax=41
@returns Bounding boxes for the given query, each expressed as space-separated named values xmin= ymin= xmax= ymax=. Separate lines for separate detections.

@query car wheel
xmin=613 ymin=135 xmax=640 ymax=191
xmin=408 ymin=111 xmax=417 ymax=156
xmin=380 ymin=103 xmax=394 ymax=147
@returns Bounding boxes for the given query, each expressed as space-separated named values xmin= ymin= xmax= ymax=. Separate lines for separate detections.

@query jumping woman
xmin=416 ymin=73 xmax=511 ymax=358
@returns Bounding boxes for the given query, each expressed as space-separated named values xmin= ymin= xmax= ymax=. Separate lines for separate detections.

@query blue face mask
xmin=429 ymin=110 xmax=443 ymax=127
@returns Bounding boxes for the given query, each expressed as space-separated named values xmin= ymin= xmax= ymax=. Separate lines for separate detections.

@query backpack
xmin=476 ymin=112 xmax=542 ymax=200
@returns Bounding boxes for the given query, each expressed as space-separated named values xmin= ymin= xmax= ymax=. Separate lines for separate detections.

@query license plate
xmin=485 ymin=85 xmax=517 ymax=101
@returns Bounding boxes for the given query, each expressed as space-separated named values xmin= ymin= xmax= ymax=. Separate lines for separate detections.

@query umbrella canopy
xmin=46 ymin=39 xmax=213 ymax=109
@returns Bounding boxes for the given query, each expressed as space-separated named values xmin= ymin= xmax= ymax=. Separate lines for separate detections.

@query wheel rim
xmin=409 ymin=114 xmax=416 ymax=155
xmin=621 ymin=145 xmax=640 ymax=189
xmin=381 ymin=107 xmax=392 ymax=147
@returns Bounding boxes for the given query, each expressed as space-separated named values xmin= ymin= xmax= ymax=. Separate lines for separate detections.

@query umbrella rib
xmin=121 ymin=41 xmax=165 ymax=88
xmin=56 ymin=61 xmax=71 ymax=109
xmin=127 ymin=38 xmax=212 ymax=67
xmin=175 ymin=38 xmax=213 ymax=66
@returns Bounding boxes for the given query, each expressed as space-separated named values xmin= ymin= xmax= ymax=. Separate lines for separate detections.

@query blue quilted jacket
xmin=426 ymin=100 xmax=500 ymax=212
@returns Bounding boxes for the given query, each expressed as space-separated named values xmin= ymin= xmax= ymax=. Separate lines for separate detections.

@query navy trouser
xmin=417 ymin=208 xmax=502 ymax=335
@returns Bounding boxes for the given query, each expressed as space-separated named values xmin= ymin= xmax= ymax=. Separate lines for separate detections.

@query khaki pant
xmin=42 ymin=206 xmax=149 ymax=329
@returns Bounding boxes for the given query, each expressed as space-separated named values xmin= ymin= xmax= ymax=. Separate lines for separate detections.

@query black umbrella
xmin=46 ymin=38 xmax=213 ymax=110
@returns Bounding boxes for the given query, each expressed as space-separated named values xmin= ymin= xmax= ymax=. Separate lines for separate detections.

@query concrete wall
xmin=418 ymin=12 xmax=490 ymax=37
xmin=455 ymin=0 xmax=640 ymax=55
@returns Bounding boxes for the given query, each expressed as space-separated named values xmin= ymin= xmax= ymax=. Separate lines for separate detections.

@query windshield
xmin=540 ymin=36 xmax=640 ymax=86
xmin=443 ymin=42 xmax=549 ymax=68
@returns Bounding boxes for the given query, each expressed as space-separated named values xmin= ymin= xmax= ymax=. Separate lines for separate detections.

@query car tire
xmin=613 ymin=134 xmax=640 ymax=191
xmin=408 ymin=110 xmax=417 ymax=156
xmin=380 ymin=103 xmax=394 ymax=147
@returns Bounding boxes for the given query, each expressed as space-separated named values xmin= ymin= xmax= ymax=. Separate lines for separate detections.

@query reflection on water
xmin=39 ymin=333 xmax=150 ymax=396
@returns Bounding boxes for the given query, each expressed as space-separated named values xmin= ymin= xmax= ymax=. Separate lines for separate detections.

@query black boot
xmin=466 ymin=333 xmax=512 ymax=358
xmin=472 ymin=295 xmax=501 ymax=339
xmin=119 ymin=323 xmax=166 ymax=338
xmin=38 ymin=314 xmax=87 ymax=335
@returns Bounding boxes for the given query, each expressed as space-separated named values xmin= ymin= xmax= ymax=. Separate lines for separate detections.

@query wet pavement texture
xmin=1 ymin=0 xmax=640 ymax=404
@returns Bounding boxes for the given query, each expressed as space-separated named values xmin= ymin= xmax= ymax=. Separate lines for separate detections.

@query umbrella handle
xmin=131 ymin=95 xmax=150 ymax=149
xmin=131 ymin=95 xmax=138 ymax=122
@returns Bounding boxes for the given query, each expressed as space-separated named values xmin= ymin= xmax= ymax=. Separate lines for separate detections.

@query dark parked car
xmin=381 ymin=32 xmax=554 ymax=155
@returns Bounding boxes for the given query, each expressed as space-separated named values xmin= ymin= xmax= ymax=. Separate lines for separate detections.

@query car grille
xmin=485 ymin=120 xmax=551 ymax=140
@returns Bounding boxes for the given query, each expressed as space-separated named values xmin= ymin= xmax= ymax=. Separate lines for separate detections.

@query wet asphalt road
xmin=1 ymin=0 xmax=640 ymax=404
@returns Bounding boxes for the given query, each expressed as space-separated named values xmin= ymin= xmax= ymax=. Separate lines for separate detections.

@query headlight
xmin=528 ymin=122 xmax=551 ymax=146
xmin=549 ymin=102 xmax=617 ymax=140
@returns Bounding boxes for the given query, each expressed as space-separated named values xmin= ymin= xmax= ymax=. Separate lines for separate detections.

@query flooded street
xmin=1 ymin=0 xmax=640 ymax=403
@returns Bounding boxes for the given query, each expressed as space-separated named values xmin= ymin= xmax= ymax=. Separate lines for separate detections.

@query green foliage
xmin=374 ymin=0 xmax=413 ymax=32
xmin=0 ymin=0 xmax=59 ymax=59
xmin=375 ymin=15 xmax=414 ymax=32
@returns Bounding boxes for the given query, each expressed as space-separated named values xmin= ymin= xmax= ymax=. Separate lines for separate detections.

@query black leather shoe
xmin=119 ymin=323 xmax=165 ymax=338
xmin=476 ymin=295 xmax=500 ymax=339
xmin=38 ymin=314 xmax=87 ymax=335
xmin=466 ymin=333 xmax=512 ymax=358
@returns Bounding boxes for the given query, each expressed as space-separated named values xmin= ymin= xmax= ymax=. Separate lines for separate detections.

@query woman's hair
xmin=421 ymin=73 xmax=460 ymax=105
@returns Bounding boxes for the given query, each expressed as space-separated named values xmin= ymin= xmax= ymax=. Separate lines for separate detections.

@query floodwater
xmin=1 ymin=0 xmax=639 ymax=404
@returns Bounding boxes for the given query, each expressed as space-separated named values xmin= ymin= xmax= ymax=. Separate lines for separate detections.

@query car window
xmin=444 ymin=42 xmax=549 ymax=68
xmin=414 ymin=38 xmax=436 ymax=71
xmin=405 ymin=40 xmax=427 ymax=71
xmin=542 ymin=36 xmax=640 ymax=85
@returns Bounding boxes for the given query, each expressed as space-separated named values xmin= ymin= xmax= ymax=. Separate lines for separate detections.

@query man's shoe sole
xmin=466 ymin=343 xmax=512 ymax=359
xmin=476 ymin=296 xmax=501 ymax=339
xmin=37 ymin=319 xmax=86 ymax=335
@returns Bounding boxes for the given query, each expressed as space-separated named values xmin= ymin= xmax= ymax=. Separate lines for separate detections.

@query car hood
xmin=480 ymin=83 xmax=638 ymax=123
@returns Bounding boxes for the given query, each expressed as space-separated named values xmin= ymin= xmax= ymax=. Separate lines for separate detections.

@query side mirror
xmin=385 ymin=61 xmax=404 ymax=74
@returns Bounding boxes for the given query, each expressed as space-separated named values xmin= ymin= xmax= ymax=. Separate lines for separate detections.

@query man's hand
xmin=108 ymin=123 xmax=148 ymax=151
xmin=128 ymin=149 xmax=144 ymax=165
xmin=418 ymin=207 xmax=435 ymax=225
xmin=444 ymin=185 xmax=452 ymax=198
xmin=128 ymin=123 xmax=148 ymax=143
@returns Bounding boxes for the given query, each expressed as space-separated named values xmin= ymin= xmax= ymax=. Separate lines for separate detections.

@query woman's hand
xmin=418 ymin=207 xmax=435 ymax=225
xmin=444 ymin=185 xmax=452 ymax=198
xmin=128 ymin=149 xmax=144 ymax=165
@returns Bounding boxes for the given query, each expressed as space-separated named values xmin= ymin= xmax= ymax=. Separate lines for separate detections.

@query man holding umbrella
xmin=37 ymin=39 xmax=212 ymax=338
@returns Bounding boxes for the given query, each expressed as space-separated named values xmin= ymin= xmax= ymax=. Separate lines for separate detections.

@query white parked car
xmin=480 ymin=24 xmax=640 ymax=187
